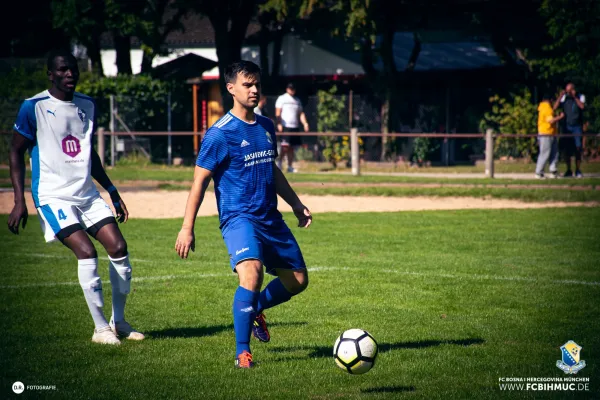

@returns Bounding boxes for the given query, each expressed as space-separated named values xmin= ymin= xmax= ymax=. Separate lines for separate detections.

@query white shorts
xmin=36 ymin=196 xmax=116 ymax=243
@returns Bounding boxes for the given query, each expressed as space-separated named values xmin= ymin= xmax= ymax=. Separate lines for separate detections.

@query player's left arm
xmin=90 ymin=149 xmax=128 ymax=223
xmin=298 ymin=101 xmax=309 ymax=132
xmin=274 ymin=165 xmax=312 ymax=228
xmin=300 ymin=111 xmax=309 ymax=132
xmin=574 ymin=93 xmax=585 ymax=110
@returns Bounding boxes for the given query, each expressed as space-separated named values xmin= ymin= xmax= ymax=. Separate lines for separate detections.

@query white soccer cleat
xmin=92 ymin=326 xmax=121 ymax=345
xmin=110 ymin=319 xmax=145 ymax=341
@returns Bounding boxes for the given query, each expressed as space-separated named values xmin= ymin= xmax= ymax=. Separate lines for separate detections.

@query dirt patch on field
xmin=1 ymin=190 xmax=597 ymax=219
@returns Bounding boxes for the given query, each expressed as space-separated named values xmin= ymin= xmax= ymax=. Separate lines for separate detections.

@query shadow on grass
xmin=270 ymin=338 xmax=485 ymax=358
xmin=361 ymin=386 xmax=416 ymax=394
xmin=146 ymin=324 xmax=233 ymax=339
xmin=147 ymin=321 xmax=308 ymax=339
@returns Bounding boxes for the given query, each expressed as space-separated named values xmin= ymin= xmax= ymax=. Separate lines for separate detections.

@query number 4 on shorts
xmin=58 ymin=209 xmax=67 ymax=220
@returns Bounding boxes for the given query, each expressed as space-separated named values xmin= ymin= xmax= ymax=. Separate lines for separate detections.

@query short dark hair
xmin=541 ymin=91 xmax=553 ymax=101
xmin=286 ymin=82 xmax=295 ymax=90
xmin=224 ymin=61 xmax=261 ymax=84
xmin=47 ymin=48 xmax=76 ymax=71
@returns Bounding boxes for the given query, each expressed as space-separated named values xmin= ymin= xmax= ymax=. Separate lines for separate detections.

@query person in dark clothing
xmin=553 ymin=82 xmax=585 ymax=178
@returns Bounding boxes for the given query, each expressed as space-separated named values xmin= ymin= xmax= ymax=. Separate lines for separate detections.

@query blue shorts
xmin=565 ymin=125 xmax=583 ymax=148
xmin=222 ymin=218 xmax=306 ymax=275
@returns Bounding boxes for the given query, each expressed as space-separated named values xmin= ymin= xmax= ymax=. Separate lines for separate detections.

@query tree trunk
xmin=114 ymin=33 xmax=132 ymax=75
xmin=380 ymin=88 xmax=390 ymax=161
xmin=257 ymin=26 xmax=284 ymax=94
xmin=379 ymin=29 xmax=396 ymax=161
xmin=271 ymin=31 xmax=283 ymax=82
xmin=214 ymin=25 xmax=237 ymax=111
xmin=87 ymin=36 xmax=104 ymax=77
xmin=259 ymin=28 xmax=270 ymax=88
xmin=141 ymin=52 xmax=154 ymax=74
xmin=204 ymin=1 xmax=256 ymax=110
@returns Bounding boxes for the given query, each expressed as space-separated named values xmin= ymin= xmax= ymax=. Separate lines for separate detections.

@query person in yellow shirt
xmin=536 ymin=93 xmax=564 ymax=179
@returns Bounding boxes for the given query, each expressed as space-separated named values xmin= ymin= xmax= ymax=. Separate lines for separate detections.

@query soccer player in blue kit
xmin=175 ymin=61 xmax=312 ymax=368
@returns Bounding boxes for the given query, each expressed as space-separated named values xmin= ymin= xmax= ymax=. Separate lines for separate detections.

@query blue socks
xmin=257 ymin=278 xmax=293 ymax=314
xmin=233 ymin=286 xmax=259 ymax=357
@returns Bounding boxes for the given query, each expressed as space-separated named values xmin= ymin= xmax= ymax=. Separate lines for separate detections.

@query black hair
xmin=541 ymin=91 xmax=553 ymax=101
xmin=224 ymin=61 xmax=261 ymax=84
xmin=46 ymin=48 xmax=76 ymax=71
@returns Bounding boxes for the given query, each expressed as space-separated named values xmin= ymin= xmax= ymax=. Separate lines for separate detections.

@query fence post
xmin=110 ymin=95 xmax=115 ymax=167
xmin=97 ymin=128 xmax=105 ymax=167
xmin=485 ymin=128 xmax=494 ymax=178
xmin=351 ymin=128 xmax=360 ymax=176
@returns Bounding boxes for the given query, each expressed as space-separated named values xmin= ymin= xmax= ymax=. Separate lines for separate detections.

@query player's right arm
xmin=175 ymin=127 xmax=228 ymax=259
xmin=175 ymin=166 xmax=212 ymax=259
xmin=8 ymin=133 xmax=31 ymax=234
xmin=8 ymin=99 xmax=37 ymax=234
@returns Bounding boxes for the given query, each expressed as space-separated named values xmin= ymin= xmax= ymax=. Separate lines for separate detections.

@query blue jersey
xmin=196 ymin=112 xmax=281 ymax=229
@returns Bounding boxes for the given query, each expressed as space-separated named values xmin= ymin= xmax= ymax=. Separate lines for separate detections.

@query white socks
xmin=78 ymin=258 xmax=109 ymax=330
xmin=108 ymin=255 xmax=132 ymax=324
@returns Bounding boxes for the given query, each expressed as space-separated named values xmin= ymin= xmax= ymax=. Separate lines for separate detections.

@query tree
xmin=330 ymin=0 xmax=428 ymax=160
xmin=256 ymin=0 xmax=320 ymax=93
xmin=535 ymin=0 xmax=600 ymax=131
xmin=51 ymin=0 xmax=139 ymax=76
xmin=1 ymin=0 xmax=70 ymax=57
xmin=137 ymin=0 xmax=189 ymax=74
xmin=536 ymin=0 xmax=600 ymax=87
xmin=51 ymin=0 xmax=106 ymax=75
xmin=191 ymin=0 xmax=259 ymax=110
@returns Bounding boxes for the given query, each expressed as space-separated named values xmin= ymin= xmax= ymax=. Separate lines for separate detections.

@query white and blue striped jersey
xmin=13 ymin=90 xmax=99 ymax=207
xmin=196 ymin=111 xmax=281 ymax=229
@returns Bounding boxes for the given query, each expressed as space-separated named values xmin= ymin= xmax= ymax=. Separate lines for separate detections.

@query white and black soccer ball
xmin=333 ymin=329 xmax=378 ymax=374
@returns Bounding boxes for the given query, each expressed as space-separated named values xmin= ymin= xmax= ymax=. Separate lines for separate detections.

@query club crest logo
xmin=77 ymin=108 xmax=86 ymax=122
xmin=556 ymin=341 xmax=586 ymax=374
xmin=265 ymin=131 xmax=272 ymax=144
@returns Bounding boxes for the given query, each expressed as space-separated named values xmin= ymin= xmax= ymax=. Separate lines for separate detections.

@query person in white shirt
xmin=8 ymin=49 xmax=144 ymax=345
xmin=275 ymin=83 xmax=309 ymax=172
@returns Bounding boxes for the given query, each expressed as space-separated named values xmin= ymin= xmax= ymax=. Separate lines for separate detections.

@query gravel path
xmin=1 ymin=190 xmax=597 ymax=219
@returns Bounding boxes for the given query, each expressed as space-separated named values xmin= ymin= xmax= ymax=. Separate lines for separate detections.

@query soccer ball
xmin=333 ymin=329 xmax=378 ymax=374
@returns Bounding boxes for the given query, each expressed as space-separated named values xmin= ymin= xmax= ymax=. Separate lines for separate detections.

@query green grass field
xmin=1 ymin=209 xmax=599 ymax=399
xmin=154 ymin=182 xmax=600 ymax=203
xmin=2 ymin=164 xmax=600 ymax=186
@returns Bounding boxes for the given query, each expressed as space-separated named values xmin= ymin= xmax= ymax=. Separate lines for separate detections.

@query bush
xmin=316 ymin=86 xmax=347 ymax=167
xmin=411 ymin=137 xmax=439 ymax=165
xmin=115 ymin=149 xmax=152 ymax=167
xmin=479 ymin=88 xmax=538 ymax=159
xmin=0 ymin=63 xmax=49 ymax=164
xmin=77 ymin=73 xmax=180 ymax=132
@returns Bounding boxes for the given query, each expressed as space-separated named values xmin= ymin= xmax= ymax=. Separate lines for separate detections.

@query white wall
xmin=99 ymin=35 xmax=362 ymax=78
xmin=100 ymin=47 xmax=260 ymax=78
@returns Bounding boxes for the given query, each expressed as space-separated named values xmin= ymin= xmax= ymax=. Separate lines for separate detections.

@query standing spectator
xmin=553 ymin=82 xmax=585 ymax=178
xmin=536 ymin=93 xmax=564 ymax=179
xmin=275 ymin=83 xmax=309 ymax=172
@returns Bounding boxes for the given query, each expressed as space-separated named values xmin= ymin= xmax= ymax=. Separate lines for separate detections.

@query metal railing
xmin=94 ymin=129 xmax=600 ymax=178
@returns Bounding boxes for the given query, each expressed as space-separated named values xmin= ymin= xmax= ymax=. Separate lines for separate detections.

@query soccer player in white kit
xmin=7 ymin=49 xmax=144 ymax=345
